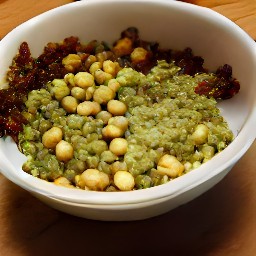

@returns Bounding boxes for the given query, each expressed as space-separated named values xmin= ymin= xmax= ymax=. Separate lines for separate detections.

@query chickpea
xmin=94 ymin=69 xmax=113 ymax=85
xmin=114 ymin=171 xmax=135 ymax=191
xmin=107 ymin=79 xmax=120 ymax=93
xmin=74 ymin=175 xmax=90 ymax=190
xmin=42 ymin=126 xmax=63 ymax=149
xmin=89 ymin=61 xmax=102 ymax=75
xmin=95 ymin=51 xmax=113 ymax=63
xmin=157 ymin=154 xmax=184 ymax=178
xmin=108 ymin=116 xmax=129 ymax=131
xmin=113 ymin=61 xmax=122 ymax=74
xmin=62 ymin=54 xmax=81 ymax=72
xmin=109 ymin=138 xmax=128 ymax=156
xmin=77 ymin=101 xmax=101 ymax=117
xmin=84 ymin=55 xmax=97 ymax=70
xmin=71 ymin=86 xmax=87 ymax=101
xmin=61 ymin=96 xmax=78 ymax=113
xmin=54 ymin=177 xmax=74 ymax=188
xmin=56 ymin=140 xmax=74 ymax=162
xmin=74 ymin=72 xmax=95 ymax=88
xmin=130 ymin=47 xmax=148 ymax=63
xmin=107 ymin=100 xmax=127 ymax=116
xmin=90 ymin=101 xmax=102 ymax=116
xmin=112 ymin=37 xmax=133 ymax=57
xmin=96 ymin=111 xmax=112 ymax=125
xmin=85 ymin=86 xmax=95 ymax=101
xmin=80 ymin=169 xmax=110 ymax=191
xmin=103 ymin=60 xmax=118 ymax=76
xmin=77 ymin=101 xmax=94 ymax=116
xmin=93 ymin=85 xmax=115 ymax=105
xmin=64 ymin=73 xmax=75 ymax=87
xmin=191 ymin=124 xmax=209 ymax=145
xmin=102 ymin=124 xmax=124 ymax=140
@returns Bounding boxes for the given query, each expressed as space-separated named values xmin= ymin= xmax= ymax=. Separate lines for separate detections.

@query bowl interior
xmin=0 ymin=0 xmax=255 ymax=205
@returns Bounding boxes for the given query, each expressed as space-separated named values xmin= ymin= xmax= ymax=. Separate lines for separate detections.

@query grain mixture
xmin=1 ymin=27 xmax=239 ymax=191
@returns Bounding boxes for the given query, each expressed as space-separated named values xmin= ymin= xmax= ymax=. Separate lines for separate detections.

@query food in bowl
xmin=0 ymin=27 xmax=240 ymax=191
xmin=0 ymin=0 xmax=255 ymax=221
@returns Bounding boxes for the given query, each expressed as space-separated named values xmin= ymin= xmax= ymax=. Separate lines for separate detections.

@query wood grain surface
xmin=182 ymin=0 xmax=256 ymax=39
xmin=0 ymin=0 xmax=72 ymax=39
xmin=0 ymin=1 xmax=255 ymax=255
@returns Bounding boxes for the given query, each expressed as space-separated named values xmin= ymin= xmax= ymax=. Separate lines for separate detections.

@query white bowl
xmin=0 ymin=0 xmax=255 ymax=221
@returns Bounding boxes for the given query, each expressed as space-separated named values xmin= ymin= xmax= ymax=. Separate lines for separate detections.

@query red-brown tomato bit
xmin=195 ymin=64 xmax=240 ymax=99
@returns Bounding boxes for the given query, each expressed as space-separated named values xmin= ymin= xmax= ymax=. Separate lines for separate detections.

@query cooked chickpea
xmin=108 ymin=116 xmax=129 ymax=131
xmin=42 ymin=126 xmax=63 ymax=149
xmin=56 ymin=140 xmax=74 ymax=162
xmin=71 ymin=86 xmax=87 ymax=100
xmin=74 ymin=72 xmax=95 ymax=88
xmin=62 ymin=54 xmax=81 ymax=72
xmin=54 ymin=177 xmax=74 ymax=188
xmin=114 ymin=62 xmax=122 ymax=73
xmin=102 ymin=124 xmax=124 ymax=139
xmin=103 ymin=60 xmax=118 ymax=76
xmin=64 ymin=73 xmax=75 ymax=87
xmin=93 ymin=85 xmax=115 ymax=105
xmin=112 ymin=37 xmax=133 ymax=57
xmin=89 ymin=61 xmax=102 ymax=75
xmin=80 ymin=169 xmax=109 ymax=191
xmin=191 ymin=124 xmax=209 ymax=145
xmin=74 ymin=175 xmax=90 ymax=190
xmin=109 ymin=138 xmax=128 ymax=156
xmin=96 ymin=111 xmax=113 ymax=125
xmin=61 ymin=96 xmax=78 ymax=113
xmin=90 ymin=101 xmax=102 ymax=116
xmin=77 ymin=101 xmax=94 ymax=116
xmin=94 ymin=69 xmax=113 ymax=85
xmin=107 ymin=79 xmax=121 ymax=93
xmin=95 ymin=51 xmax=113 ymax=63
xmin=157 ymin=154 xmax=184 ymax=178
xmin=130 ymin=47 xmax=148 ymax=63
xmin=84 ymin=55 xmax=97 ymax=69
xmin=107 ymin=100 xmax=127 ymax=116
xmin=114 ymin=171 xmax=135 ymax=191
xmin=85 ymin=86 xmax=95 ymax=101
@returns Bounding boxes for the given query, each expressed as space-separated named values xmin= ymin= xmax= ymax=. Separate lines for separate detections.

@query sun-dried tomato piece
xmin=121 ymin=27 xmax=140 ymax=43
xmin=195 ymin=64 xmax=240 ymax=99
xmin=14 ymin=42 xmax=34 ymax=69
xmin=172 ymin=48 xmax=206 ymax=76
xmin=1 ymin=109 xmax=27 ymax=142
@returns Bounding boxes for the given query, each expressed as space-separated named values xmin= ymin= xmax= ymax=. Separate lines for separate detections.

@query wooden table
xmin=0 ymin=1 xmax=255 ymax=255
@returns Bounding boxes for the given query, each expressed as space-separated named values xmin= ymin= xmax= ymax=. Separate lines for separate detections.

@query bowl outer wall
xmin=33 ymin=166 xmax=232 ymax=221
xmin=0 ymin=0 xmax=255 ymax=205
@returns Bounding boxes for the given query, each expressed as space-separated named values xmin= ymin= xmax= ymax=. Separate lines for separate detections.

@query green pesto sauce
xmin=19 ymin=60 xmax=233 ymax=190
